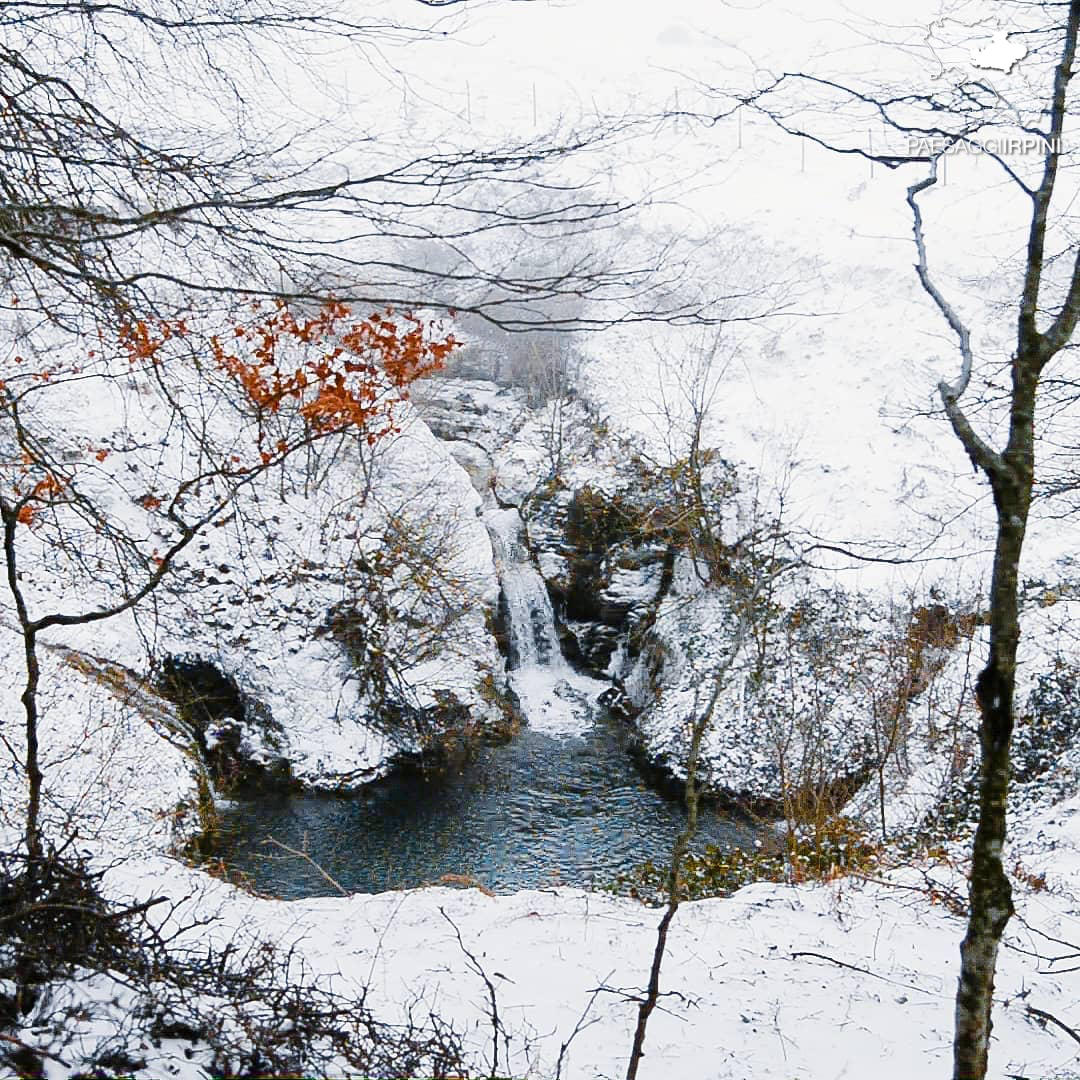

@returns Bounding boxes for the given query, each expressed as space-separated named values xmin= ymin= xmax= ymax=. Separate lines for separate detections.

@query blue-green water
xmin=218 ymin=705 xmax=756 ymax=898
xmin=220 ymin=507 xmax=757 ymax=898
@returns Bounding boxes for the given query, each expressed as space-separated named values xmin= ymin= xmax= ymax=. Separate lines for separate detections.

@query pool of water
xmin=218 ymin=678 xmax=757 ymax=898
xmin=219 ymin=507 xmax=759 ymax=898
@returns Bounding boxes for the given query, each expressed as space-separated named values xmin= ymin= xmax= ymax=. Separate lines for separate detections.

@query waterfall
xmin=485 ymin=507 xmax=566 ymax=672
xmin=484 ymin=506 xmax=600 ymax=737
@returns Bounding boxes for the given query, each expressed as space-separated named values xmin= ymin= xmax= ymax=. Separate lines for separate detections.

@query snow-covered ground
xmin=6 ymin=360 xmax=1077 ymax=1075
xmin=3 ymin=618 xmax=1079 ymax=1080
xmin=10 ymin=730 xmax=1080 ymax=1079
xmin=4 ymin=0 xmax=1080 ymax=1075
xmin=0 ymin=350 xmax=504 ymax=791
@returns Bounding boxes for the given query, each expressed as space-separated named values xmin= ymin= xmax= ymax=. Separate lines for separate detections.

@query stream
xmin=219 ymin=507 xmax=757 ymax=897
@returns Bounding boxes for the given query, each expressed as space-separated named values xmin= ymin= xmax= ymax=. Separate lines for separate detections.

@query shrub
xmin=611 ymin=815 xmax=881 ymax=905
xmin=0 ymin=846 xmax=476 ymax=1078
xmin=0 ymin=848 xmax=133 ymax=990
xmin=1014 ymin=659 xmax=1080 ymax=788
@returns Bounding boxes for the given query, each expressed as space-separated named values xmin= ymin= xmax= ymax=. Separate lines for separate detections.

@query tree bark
xmin=745 ymin=7 xmax=1080 ymax=1074
xmin=624 ymin=699 xmax=705 ymax=1080
xmin=20 ymin=626 xmax=42 ymax=863
xmin=951 ymin=536 xmax=1018 ymax=1077
xmin=1 ymin=500 xmax=43 ymax=861
xmin=952 ymin=352 xmax=1039 ymax=1079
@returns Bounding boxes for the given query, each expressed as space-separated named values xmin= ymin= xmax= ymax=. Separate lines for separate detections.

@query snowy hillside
xmin=0 ymin=347 xmax=504 ymax=793
xmin=3 ymin=0 xmax=1080 ymax=1078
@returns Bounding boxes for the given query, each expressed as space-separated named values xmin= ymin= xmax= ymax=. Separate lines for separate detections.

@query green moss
xmin=180 ymin=769 xmax=223 ymax=861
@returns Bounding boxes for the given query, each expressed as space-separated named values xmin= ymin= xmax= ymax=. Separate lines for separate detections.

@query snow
xmin=0 ymin=628 xmax=195 ymax=856
xmin=18 ymin=832 xmax=1080 ymax=1079
xmin=4 ymin=0 xmax=1080 ymax=1075
xmin=0 ymin=347 xmax=504 ymax=790
xmin=6 ymin=395 xmax=1076 ymax=1077
xmin=510 ymin=667 xmax=601 ymax=739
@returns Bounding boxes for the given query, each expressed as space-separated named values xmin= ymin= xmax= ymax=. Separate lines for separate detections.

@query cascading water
xmin=218 ymin=480 xmax=759 ymax=897
xmin=484 ymin=505 xmax=598 ymax=737
xmin=486 ymin=507 xmax=565 ymax=671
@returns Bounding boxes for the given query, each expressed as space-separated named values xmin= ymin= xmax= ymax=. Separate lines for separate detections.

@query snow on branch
xmin=906 ymin=158 xmax=1006 ymax=482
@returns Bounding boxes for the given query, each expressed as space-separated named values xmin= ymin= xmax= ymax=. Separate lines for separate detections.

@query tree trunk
xmin=951 ymin=550 xmax=1018 ymax=1077
xmin=952 ymin=360 xmax=1037 ymax=1079
xmin=21 ymin=626 xmax=42 ymax=862
xmin=2 ymin=503 xmax=43 ymax=862
xmin=624 ymin=720 xmax=702 ymax=1080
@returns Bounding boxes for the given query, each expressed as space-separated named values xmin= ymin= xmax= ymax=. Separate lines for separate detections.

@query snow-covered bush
xmin=611 ymin=814 xmax=881 ymax=904
xmin=0 ymin=848 xmax=475 ymax=1079
xmin=1014 ymin=660 xmax=1080 ymax=791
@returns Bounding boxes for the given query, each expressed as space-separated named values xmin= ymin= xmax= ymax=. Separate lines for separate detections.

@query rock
xmin=598 ymin=682 xmax=637 ymax=719
xmin=158 ymin=655 xmax=295 ymax=795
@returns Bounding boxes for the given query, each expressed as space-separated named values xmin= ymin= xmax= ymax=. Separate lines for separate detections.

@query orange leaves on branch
xmin=211 ymin=299 xmax=458 ymax=448
xmin=118 ymin=318 xmax=187 ymax=366
xmin=110 ymin=300 xmax=458 ymax=447
xmin=97 ymin=300 xmax=458 ymax=486
xmin=12 ymin=471 xmax=64 ymax=527
xmin=31 ymin=474 xmax=63 ymax=499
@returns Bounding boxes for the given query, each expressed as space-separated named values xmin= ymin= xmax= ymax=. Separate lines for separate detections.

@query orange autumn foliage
xmin=11 ymin=472 xmax=63 ymax=527
xmin=209 ymin=300 xmax=458 ymax=449
xmin=118 ymin=317 xmax=187 ymax=365
xmin=31 ymin=474 xmax=63 ymax=499
xmin=9 ymin=300 xmax=457 ymax=527
xmin=117 ymin=300 xmax=456 ymax=440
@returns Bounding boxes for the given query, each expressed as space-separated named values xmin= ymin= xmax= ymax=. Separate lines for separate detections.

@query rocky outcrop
xmin=521 ymin=483 xmax=673 ymax=673
xmin=159 ymin=654 xmax=295 ymax=795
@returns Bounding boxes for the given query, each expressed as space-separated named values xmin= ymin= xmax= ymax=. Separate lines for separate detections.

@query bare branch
xmin=261 ymin=838 xmax=348 ymax=897
xmin=904 ymin=160 xmax=1008 ymax=479
xmin=1025 ymin=1004 xmax=1080 ymax=1048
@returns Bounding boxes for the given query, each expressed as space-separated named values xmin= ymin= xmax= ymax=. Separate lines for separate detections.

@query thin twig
xmin=1025 ymin=1004 xmax=1080 ymax=1047
xmin=790 ymin=951 xmax=937 ymax=996
xmin=440 ymin=907 xmax=505 ymax=1080
xmin=0 ymin=1032 xmax=68 ymax=1065
xmin=555 ymin=974 xmax=611 ymax=1080
xmin=262 ymin=837 xmax=348 ymax=896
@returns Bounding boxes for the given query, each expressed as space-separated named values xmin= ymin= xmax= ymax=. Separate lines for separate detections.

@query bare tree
xmin=624 ymin=334 xmax=791 ymax=1079
xmin=708 ymin=6 xmax=1080 ymax=1075
xmin=639 ymin=334 xmax=738 ymax=583
xmin=624 ymin=592 xmax=754 ymax=1080
xmin=0 ymin=1 xmax=761 ymax=333
xmin=0 ymin=0 xmax=759 ymax=866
